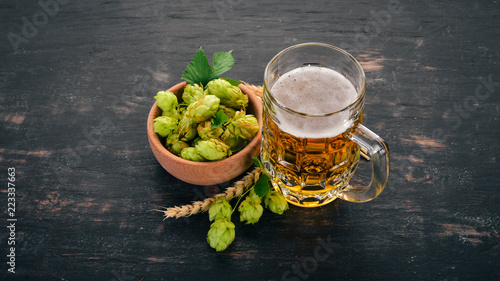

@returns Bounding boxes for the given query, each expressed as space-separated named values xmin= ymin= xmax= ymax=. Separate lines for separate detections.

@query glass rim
xmin=264 ymin=42 xmax=366 ymax=117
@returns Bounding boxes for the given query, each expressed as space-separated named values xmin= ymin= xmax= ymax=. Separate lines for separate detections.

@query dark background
xmin=1 ymin=0 xmax=499 ymax=280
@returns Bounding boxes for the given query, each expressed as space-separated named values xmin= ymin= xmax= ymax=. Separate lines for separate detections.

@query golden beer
xmin=262 ymin=65 xmax=364 ymax=207
xmin=261 ymin=116 xmax=362 ymax=207
xmin=262 ymin=43 xmax=389 ymax=207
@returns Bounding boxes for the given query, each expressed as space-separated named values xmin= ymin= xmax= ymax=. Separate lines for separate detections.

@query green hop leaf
xmin=211 ymin=110 xmax=229 ymax=129
xmin=263 ymin=191 xmax=289 ymax=215
xmin=254 ymin=173 xmax=271 ymax=198
xmin=252 ymin=156 xmax=262 ymax=168
xmin=181 ymin=47 xmax=235 ymax=87
xmin=207 ymin=218 xmax=235 ymax=252
xmin=153 ymin=116 xmax=178 ymax=137
xmin=181 ymin=47 xmax=213 ymax=87
xmin=238 ymin=191 xmax=263 ymax=224
xmin=208 ymin=197 xmax=232 ymax=222
xmin=221 ymin=78 xmax=241 ymax=87
xmin=195 ymin=139 xmax=231 ymax=161
xmin=210 ymin=51 xmax=234 ymax=81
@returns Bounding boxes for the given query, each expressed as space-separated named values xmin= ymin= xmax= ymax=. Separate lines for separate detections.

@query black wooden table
xmin=1 ymin=0 xmax=499 ymax=280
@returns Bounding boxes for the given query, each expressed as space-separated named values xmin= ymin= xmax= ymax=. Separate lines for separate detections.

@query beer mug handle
xmin=337 ymin=124 xmax=390 ymax=203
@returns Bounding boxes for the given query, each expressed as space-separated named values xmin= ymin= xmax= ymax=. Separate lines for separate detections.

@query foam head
xmin=270 ymin=66 xmax=359 ymax=138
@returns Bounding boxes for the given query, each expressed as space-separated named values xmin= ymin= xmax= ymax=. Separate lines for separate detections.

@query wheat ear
xmin=242 ymin=82 xmax=263 ymax=99
xmin=155 ymin=167 xmax=262 ymax=219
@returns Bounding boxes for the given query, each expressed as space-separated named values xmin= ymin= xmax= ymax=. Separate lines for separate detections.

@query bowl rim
xmin=147 ymin=80 xmax=263 ymax=168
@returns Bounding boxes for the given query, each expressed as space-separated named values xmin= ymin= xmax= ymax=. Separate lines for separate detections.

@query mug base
xmin=272 ymin=182 xmax=338 ymax=208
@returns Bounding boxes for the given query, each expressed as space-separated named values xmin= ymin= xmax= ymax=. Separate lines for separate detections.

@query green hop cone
xmin=190 ymin=136 xmax=203 ymax=147
xmin=166 ymin=134 xmax=189 ymax=155
xmin=206 ymin=79 xmax=248 ymax=109
xmin=208 ymin=197 xmax=232 ymax=222
xmin=177 ymin=94 xmax=220 ymax=140
xmin=220 ymin=128 xmax=245 ymax=152
xmin=220 ymin=110 xmax=258 ymax=151
xmin=195 ymin=139 xmax=231 ymax=161
xmin=218 ymin=104 xmax=237 ymax=119
xmin=180 ymin=147 xmax=206 ymax=162
xmin=230 ymin=111 xmax=259 ymax=140
xmin=161 ymin=107 xmax=180 ymax=120
xmin=238 ymin=191 xmax=264 ymax=224
xmin=182 ymin=83 xmax=204 ymax=106
xmin=153 ymin=116 xmax=178 ymax=137
xmin=263 ymin=191 xmax=289 ymax=215
xmin=178 ymin=106 xmax=187 ymax=118
xmin=184 ymin=127 xmax=198 ymax=141
xmin=207 ymin=218 xmax=235 ymax=252
xmin=178 ymin=113 xmax=198 ymax=141
xmin=197 ymin=120 xmax=224 ymax=140
xmin=155 ymin=91 xmax=179 ymax=113
xmin=189 ymin=94 xmax=221 ymax=123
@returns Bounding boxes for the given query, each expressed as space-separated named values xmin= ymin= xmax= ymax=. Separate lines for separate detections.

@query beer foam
xmin=270 ymin=66 xmax=359 ymax=138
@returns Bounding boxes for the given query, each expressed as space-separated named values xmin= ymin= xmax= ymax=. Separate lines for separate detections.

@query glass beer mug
xmin=261 ymin=43 xmax=390 ymax=207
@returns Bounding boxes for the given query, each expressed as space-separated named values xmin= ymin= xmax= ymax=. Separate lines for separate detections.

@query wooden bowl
xmin=147 ymin=81 xmax=263 ymax=186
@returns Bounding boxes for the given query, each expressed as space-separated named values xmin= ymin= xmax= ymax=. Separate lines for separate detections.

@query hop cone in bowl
xmin=180 ymin=147 xmax=206 ymax=162
xmin=206 ymin=79 xmax=248 ymax=109
xmin=182 ymin=83 xmax=204 ymax=106
xmin=153 ymin=116 xmax=178 ymax=137
xmin=197 ymin=120 xmax=224 ymax=140
xmin=195 ymin=139 xmax=231 ymax=161
xmin=166 ymin=133 xmax=190 ymax=155
xmin=220 ymin=110 xmax=259 ymax=151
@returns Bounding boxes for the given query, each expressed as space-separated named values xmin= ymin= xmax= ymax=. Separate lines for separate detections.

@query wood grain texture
xmin=0 ymin=0 xmax=498 ymax=280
